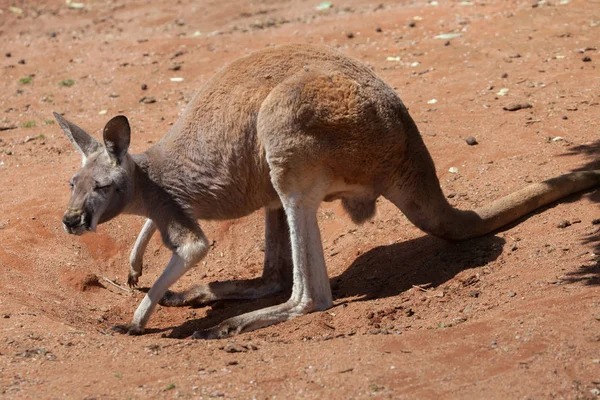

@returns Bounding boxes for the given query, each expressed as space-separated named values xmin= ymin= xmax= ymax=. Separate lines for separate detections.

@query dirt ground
xmin=0 ymin=0 xmax=599 ymax=398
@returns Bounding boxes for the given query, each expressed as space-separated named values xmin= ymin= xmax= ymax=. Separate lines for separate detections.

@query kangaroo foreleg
xmin=159 ymin=207 xmax=292 ymax=307
xmin=128 ymin=218 xmax=157 ymax=287
xmin=113 ymin=223 xmax=209 ymax=335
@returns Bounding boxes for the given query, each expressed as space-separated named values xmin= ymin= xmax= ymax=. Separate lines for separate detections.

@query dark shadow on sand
xmin=165 ymin=233 xmax=505 ymax=338
xmin=558 ymin=140 xmax=600 ymax=285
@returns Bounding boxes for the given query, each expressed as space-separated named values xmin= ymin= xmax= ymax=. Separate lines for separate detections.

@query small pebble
xmin=591 ymin=218 xmax=600 ymax=225
xmin=376 ymin=27 xmax=382 ymax=32
xmin=223 ymin=343 xmax=247 ymax=353
xmin=141 ymin=83 xmax=148 ymax=90
xmin=503 ymin=103 xmax=533 ymax=111
xmin=346 ymin=32 xmax=354 ymax=39
xmin=501 ymin=72 xmax=508 ymax=78
xmin=139 ymin=96 xmax=156 ymax=104
xmin=444 ymin=40 xmax=450 ymax=46
xmin=562 ymin=115 xmax=568 ymax=120
xmin=582 ymin=56 xmax=591 ymax=62
xmin=508 ymin=291 xmax=516 ymax=297
xmin=18 ymin=59 xmax=25 ymax=64
xmin=465 ymin=136 xmax=478 ymax=146
xmin=5 ymin=52 xmax=11 ymax=57
xmin=557 ymin=220 xmax=571 ymax=229
xmin=408 ymin=21 xmax=416 ymax=28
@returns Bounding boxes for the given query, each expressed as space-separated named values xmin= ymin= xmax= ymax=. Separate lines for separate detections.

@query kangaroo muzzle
xmin=62 ymin=209 xmax=89 ymax=235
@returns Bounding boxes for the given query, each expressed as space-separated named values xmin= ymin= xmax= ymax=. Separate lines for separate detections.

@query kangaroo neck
xmin=126 ymin=152 xmax=153 ymax=218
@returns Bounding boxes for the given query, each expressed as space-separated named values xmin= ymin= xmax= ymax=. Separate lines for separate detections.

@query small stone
xmin=501 ymin=72 xmax=508 ymax=78
xmin=444 ymin=40 xmax=450 ymax=46
xmin=18 ymin=59 xmax=25 ymax=65
xmin=562 ymin=115 xmax=568 ymax=120
xmin=5 ymin=52 xmax=11 ymax=57
xmin=465 ymin=136 xmax=478 ymax=146
xmin=141 ymin=83 xmax=148 ymax=90
xmin=376 ymin=27 xmax=382 ymax=32
xmin=139 ymin=96 xmax=156 ymax=104
xmin=592 ymin=218 xmax=600 ymax=225
xmin=557 ymin=220 xmax=571 ymax=228
xmin=408 ymin=21 xmax=416 ymax=27
xmin=503 ymin=103 xmax=533 ymax=111
xmin=582 ymin=56 xmax=592 ymax=62
xmin=169 ymin=65 xmax=181 ymax=71
xmin=223 ymin=343 xmax=247 ymax=353
xmin=508 ymin=291 xmax=516 ymax=297
xmin=2 ymin=314 xmax=9 ymax=318
xmin=346 ymin=32 xmax=354 ymax=39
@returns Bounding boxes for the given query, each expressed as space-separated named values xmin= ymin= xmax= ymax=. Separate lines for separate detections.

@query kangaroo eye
xmin=68 ymin=181 xmax=74 ymax=188
xmin=94 ymin=181 xmax=112 ymax=191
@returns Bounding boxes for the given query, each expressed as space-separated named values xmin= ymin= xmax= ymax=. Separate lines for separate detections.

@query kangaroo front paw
xmin=127 ymin=271 xmax=141 ymax=288
xmin=111 ymin=323 xmax=144 ymax=336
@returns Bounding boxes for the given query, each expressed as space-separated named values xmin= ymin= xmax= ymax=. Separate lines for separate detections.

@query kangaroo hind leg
xmin=191 ymin=167 xmax=333 ymax=339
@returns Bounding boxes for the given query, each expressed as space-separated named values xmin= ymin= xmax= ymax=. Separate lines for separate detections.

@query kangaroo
xmin=55 ymin=44 xmax=600 ymax=339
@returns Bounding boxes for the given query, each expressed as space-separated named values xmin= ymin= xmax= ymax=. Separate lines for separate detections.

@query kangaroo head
xmin=54 ymin=112 xmax=134 ymax=235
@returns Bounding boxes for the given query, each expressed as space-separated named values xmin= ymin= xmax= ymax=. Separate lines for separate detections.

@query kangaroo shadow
xmin=331 ymin=234 xmax=504 ymax=301
xmin=558 ymin=140 xmax=600 ymax=286
xmin=166 ymin=233 xmax=505 ymax=338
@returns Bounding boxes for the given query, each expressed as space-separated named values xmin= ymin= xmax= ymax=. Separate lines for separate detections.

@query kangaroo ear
xmin=53 ymin=112 xmax=101 ymax=160
xmin=103 ymin=115 xmax=131 ymax=163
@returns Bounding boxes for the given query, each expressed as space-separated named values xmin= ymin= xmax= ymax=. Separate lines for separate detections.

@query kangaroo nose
xmin=63 ymin=211 xmax=82 ymax=229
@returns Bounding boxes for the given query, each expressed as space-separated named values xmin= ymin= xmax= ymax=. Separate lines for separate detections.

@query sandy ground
xmin=0 ymin=0 xmax=599 ymax=398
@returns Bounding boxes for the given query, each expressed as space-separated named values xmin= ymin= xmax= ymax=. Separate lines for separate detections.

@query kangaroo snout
xmin=62 ymin=210 xmax=88 ymax=235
